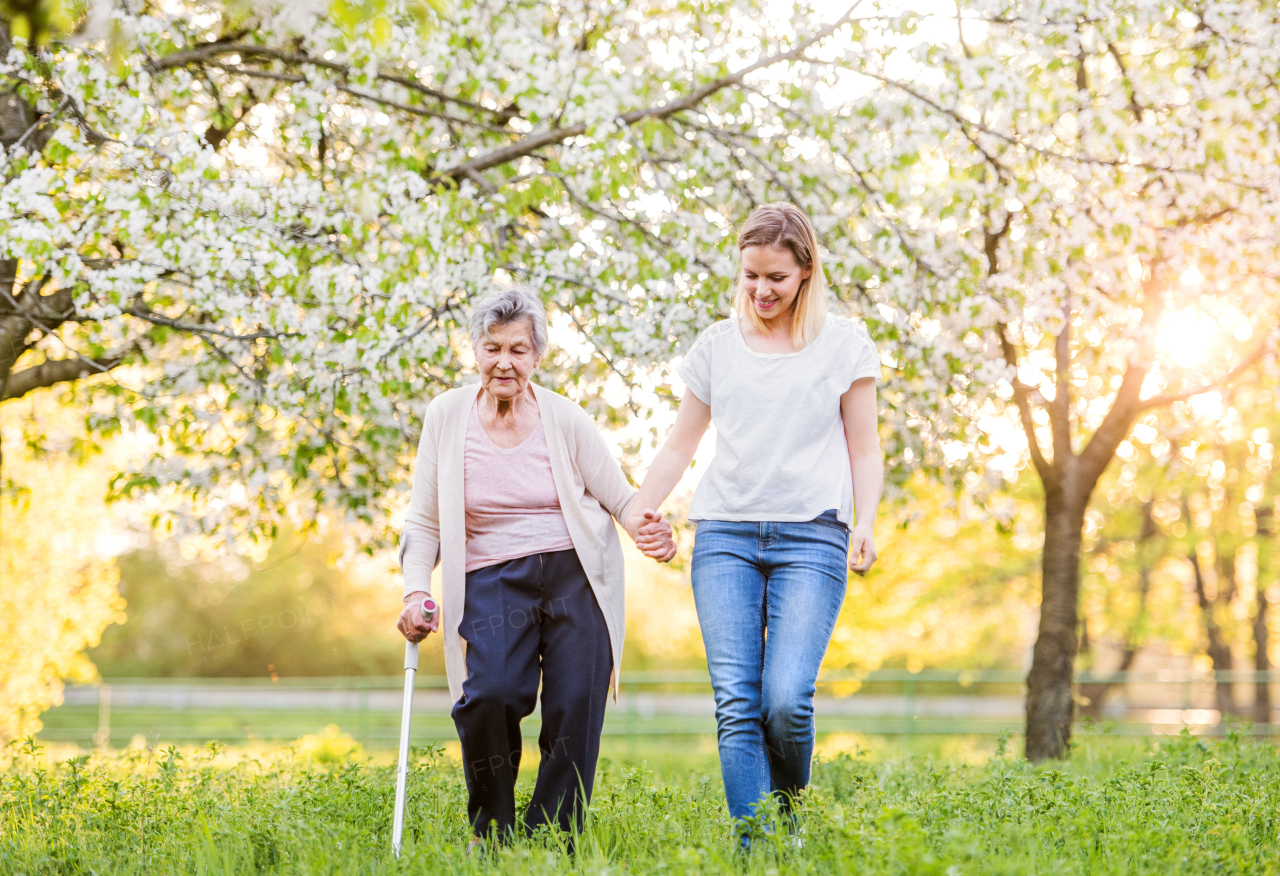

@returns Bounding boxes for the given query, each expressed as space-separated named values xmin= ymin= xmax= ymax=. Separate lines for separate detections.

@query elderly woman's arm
xmin=398 ymin=401 xmax=443 ymax=641
xmin=569 ymin=407 xmax=675 ymax=559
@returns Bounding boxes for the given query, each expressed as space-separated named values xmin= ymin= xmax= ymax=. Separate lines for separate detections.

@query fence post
xmin=627 ymin=680 xmax=637 ymax=759
xmin=904 ymin=674 xmax=916 ymax=742
xmin=358 ymin=684 xmax=369 ymax=747
xmin=93 ymin=684 xmax=111 ymax=752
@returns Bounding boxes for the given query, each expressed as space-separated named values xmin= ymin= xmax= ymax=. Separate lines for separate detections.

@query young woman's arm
xmin=624 ymin=390 xmax=713 ymax=558
xmin=841 ymin=376 xmax=884 ymax=575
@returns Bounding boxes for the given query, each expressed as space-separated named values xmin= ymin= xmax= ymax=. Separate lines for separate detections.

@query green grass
xmin=3 ymin=731 xmax=1279 ymax=874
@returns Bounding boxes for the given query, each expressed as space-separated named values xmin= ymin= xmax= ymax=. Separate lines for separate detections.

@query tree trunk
xmin=1025 ymin=487 xmax=1087 ymax=760
xmin=0 ymin=23 xmax=51 ymax=155
xmin=1255 ymin=585 xmax=1270 ymax=727
xmin=1190 ymin=549 xmax=1237 ymax=717
xmin=0 ymin=17 xmax=36 ymax=487
xmin=0 ymin=256 xmax=14 ymax=490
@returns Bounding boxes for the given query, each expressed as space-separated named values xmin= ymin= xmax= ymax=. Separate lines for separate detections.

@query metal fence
xmin=36 ymin=669 xmax=1280 ymax=749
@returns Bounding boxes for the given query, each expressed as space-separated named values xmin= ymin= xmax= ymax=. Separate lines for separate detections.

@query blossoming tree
xmin=1 ymin=0 xmax=890 ymax=537
xmin=3 ymin=0 xmax=1279 ymax=758
xmin=868 ymin=0 xmax=1280 ymax=758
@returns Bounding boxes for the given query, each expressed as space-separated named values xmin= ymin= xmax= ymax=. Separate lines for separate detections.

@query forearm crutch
xmin=392 ymin=595 xmax=437 ymax=857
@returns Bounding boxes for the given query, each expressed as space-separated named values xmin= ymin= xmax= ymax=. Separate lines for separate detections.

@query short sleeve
xmin=677 ymin=327 xmax=715 ymax=405
xmin=845 ymin=320 xmax=881 ymax=385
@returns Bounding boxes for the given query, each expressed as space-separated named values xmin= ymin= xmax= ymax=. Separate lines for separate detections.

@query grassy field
xmin=3 ymin=730 xmax=1278 ymax=875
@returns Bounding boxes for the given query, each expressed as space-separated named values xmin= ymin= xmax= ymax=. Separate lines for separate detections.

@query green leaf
xmin=43 ymin=140 xmax=72 ymax=164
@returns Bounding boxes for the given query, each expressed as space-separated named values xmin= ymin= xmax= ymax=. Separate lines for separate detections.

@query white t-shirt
xmin=677 ymin=314 xmax=880 ymax=525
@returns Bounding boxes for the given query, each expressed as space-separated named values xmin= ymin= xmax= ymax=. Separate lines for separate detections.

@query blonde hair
xmin=733 ymin=202 xmax=828 ymax=348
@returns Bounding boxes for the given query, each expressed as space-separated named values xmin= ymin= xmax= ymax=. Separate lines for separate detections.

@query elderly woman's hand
xmin=397 ymin=590 xmax=440 ymax=642
xmin=630 ymin=508 xmax=677 ymax=563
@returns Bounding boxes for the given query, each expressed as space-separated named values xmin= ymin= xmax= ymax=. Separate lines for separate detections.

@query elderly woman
xmin=396 ymin=287 xmax=674 ymax=845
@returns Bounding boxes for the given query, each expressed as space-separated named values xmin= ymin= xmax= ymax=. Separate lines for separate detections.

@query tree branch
xmin=1049 ymin=304 xmax=1073 ymax=471
xmin=0 ymin=97 xmax=68 ymax=163
xmin=820 ymin=63 xmax=1263 ymax=190
xmin=998 ymin=321 xmax=1053 ymax=486
xmin=1076 ymin=270 xmax=1166 ymax=485
xmin=0 ymin=275 xmax=74 ymax=336
xmin=1137 ymin=337 xmax=1276 ymax=411
xmin=334 ymin=84 xmax=511 ymax=133
xmin=1105 ymin=43 xmax=1145 ymax=121
xmin=2 ymin=350 xmax=131 ymax=400
xmin=151 ymin=44 xmax=517 ymax=122
xmin=206 ymin=62 xmax=304 ymax=84
xmin=987 ymin=213 xmax=1054 ymax=484
xmin=539 ymin=167 xmax=716 ymax=273
xmin=433 ymin=2 xmax=867 ymax=184
xmin=1074 ymin=373 xmax=1144 ymax=488
xmin=682 ymin=119 xmax=801 ymax=204
xmin=955 ymin=0 xmax=973 ymax=60
xmin=154 ymin=44 xmax=345 ymax=74
xmin=123 ymin=307 xmax=303 ymax=341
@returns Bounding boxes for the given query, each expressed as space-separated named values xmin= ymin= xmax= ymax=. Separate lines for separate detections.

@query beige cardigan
xmin=398 ymin=382 xmax=637 ymax=702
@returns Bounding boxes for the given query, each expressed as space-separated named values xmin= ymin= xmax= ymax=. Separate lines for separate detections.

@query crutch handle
xmin=404 ymin=639 xmax=419 ymax=671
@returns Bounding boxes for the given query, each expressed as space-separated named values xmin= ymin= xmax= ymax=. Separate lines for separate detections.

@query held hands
xmin=396 ymin=510 xmax=675 ymax=643
xmin=628 ymin=508 xmax=677 ymax=563
xmin=849 ymin=525 xmax=878 ymax=576
xmin=397 ymin=513 xmax=676 ymax=644
xmin=397 ymin=590 xmax=439 ymax=642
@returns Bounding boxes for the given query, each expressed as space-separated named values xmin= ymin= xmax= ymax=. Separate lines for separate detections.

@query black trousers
xmin=451 ymin=548 xmax=612 ymax=839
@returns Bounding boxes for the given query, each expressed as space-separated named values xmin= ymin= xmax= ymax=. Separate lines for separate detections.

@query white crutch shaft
xmin=391 ymin=640 xmax=419 ymax=856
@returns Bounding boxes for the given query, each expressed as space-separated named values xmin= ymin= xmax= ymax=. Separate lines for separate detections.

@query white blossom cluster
xmin=2 ymin=0 xmax=1278 ymax=550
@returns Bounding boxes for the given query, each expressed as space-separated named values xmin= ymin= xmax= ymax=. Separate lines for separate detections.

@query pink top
xmin=463 ymin=400 xmax=575 ymax=572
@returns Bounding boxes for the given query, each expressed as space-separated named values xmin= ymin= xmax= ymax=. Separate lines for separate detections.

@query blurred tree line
xmin=5 ymin=380 xmax=1278 ymax=741
xmin=87 ymin=530 xmax=418 ymax=679
xmin=1078 ymin=382 xmax=1280 ymax=721
xmin=87 ymin=492 xmax=1045 ymax=681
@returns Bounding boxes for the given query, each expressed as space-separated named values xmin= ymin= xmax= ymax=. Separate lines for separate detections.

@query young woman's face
xmin=476 ymin=320 xmax=541 ymax=402
xmin=740 ymin=246 xmax=811 ymax=324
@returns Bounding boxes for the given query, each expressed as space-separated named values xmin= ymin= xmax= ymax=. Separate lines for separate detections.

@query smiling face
xmin=740 ymin=245 xmax=812 ymax=325
xmin=476 ymin=319 xmax=541 ymax=403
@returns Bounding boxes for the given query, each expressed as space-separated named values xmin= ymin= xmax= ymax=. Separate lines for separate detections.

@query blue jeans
xmin=691 ymin=510 xmax=849 ymax=825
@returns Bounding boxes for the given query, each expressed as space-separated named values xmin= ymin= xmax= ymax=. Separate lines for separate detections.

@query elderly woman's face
xmin=477 ymin=320 xmax=540 ymax=402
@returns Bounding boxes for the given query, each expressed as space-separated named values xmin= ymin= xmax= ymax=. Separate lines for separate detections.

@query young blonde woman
xmin=628 ymin=203 xmax=884 ymax=842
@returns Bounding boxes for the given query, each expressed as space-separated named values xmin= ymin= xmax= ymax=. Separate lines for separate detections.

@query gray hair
xmin=468 ymin=286 xmax=549 ymax=357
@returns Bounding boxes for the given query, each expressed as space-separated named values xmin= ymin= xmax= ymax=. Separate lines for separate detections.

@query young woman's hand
xmin=397 ymin=590 xmax=440 ymax=642
xmin=848 ymin=525 xmax=878 ymax=576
